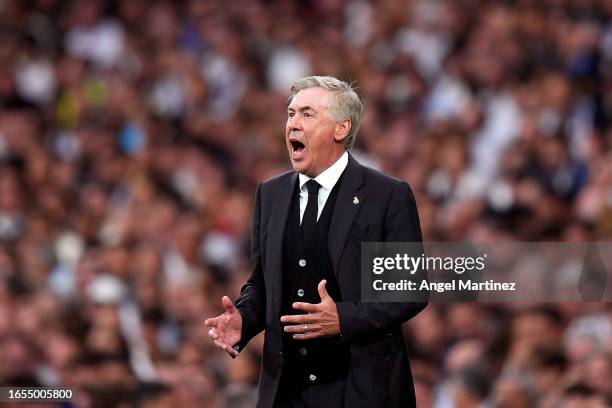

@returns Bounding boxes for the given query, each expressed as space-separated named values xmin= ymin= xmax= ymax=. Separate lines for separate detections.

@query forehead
xmin=288 ymin=87 xmax=332 ymax=110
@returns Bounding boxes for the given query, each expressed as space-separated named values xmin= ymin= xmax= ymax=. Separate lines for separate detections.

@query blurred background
xmin=0 ymin=0 xmax=611 ymax=407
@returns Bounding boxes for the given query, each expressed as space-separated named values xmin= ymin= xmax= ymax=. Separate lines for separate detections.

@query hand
xmin=204 ymin=296 xmax=242 ymax=357
xmin=280 ymin=280 xmax=340 ymax=340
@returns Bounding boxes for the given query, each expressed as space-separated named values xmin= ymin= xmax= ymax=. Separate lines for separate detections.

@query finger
xmin=219 ymin=341 xmax=239 ymax=357
xmin=214 ymin=339 xmax=239 ymax=356
xmin=318 ymin=280 xmax=330 ymax=300
xmin=223 ymin=342 xmax=239 ymax=357
xmin=222 ymin=296 xmax=236 ymax=314
xmin=291 ymin=302 xmax=319 ymax=313
xmin=284 ymin=324 xmax=320 ymax=333
xmin=208 ymin=328 xmax=218 ymax=340
xmin=281 ymin=313 xmax=315 ymax=324
xmin=213 ymin=339 xmax=230 ymax=350
xmin=204 ymin=317 xmax=217 ymax=327
xmin=293 ymin=331 xmax=323 ymax=340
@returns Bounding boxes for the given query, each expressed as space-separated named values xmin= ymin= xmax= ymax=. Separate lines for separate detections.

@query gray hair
xmin=290 ymin=75 xmax=364 ymax=150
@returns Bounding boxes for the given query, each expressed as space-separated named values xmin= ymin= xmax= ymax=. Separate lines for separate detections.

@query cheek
xmin=306 ymin=126 xmax=325 ymax=143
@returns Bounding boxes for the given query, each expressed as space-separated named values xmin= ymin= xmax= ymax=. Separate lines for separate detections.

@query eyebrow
xmin=287 ymin=105 xmax=317 ymax=112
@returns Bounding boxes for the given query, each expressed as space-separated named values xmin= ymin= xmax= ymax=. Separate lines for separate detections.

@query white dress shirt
xmin=298 ymin=152 xmax=348 ymax=224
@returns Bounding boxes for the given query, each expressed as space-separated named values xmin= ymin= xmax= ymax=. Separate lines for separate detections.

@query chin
xmin=291 ymin=162 xmax=305 ymax=173
xmin=291 ymin=161 xmax=311 ymax=176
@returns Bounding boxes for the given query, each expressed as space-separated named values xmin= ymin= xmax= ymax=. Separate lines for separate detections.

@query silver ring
xmin=304 ymin=323 xmax=309 ymax=331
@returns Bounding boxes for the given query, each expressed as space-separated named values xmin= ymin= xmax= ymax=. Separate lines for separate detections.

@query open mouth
xmin=290 ymin=140 xmax=305 ymax=152
xmin=290 ymin=139 xmax=306 ymax=160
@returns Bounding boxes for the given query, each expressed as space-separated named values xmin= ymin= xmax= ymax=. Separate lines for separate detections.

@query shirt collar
xmin=299 ymin=151 xmax=349 ymax=192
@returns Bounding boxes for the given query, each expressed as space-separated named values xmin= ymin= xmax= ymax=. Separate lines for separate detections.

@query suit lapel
xmin=266 ymin=172 xmax=297 ymax=318
xmin=329 ymin=154 xmax=364 ymax=277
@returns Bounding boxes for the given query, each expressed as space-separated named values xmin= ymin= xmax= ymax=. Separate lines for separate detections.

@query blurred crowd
xmin=0 ymin=0 xmax=611 ymax=407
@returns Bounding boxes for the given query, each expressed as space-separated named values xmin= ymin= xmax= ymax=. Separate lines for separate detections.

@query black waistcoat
xmin=279 ymin=175 xmax=350 ymax=388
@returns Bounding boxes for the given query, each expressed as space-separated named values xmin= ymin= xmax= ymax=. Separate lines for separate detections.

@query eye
xmin=304 ymin=112 xmax=313 ymax=118
xmin=288 ymin=111 xmax=295 ymax=117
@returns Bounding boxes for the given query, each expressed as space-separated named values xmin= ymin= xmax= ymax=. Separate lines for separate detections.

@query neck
xmin=307 ymin=150 xmax=346 ymax=178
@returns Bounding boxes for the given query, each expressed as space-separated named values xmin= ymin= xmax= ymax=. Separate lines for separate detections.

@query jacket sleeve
xmin=234 ymin=184 xmax=267 ymax=351
xmin=336 ymin=181 xmax=429 ymax=343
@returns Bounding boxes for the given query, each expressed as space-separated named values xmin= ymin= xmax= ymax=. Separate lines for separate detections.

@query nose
xmin=287 ymin=114 xmax=302 ymax=131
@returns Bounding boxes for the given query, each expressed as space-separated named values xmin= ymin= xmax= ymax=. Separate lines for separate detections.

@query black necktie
xmin=301 ymin=179 xmax=321 ymax=245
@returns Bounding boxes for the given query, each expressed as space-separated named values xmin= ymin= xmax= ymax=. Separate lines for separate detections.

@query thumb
xmin=318 ymin=280 xmax=330 ymax=301
xmin=222 ymin=296 xmax=236 ymax=314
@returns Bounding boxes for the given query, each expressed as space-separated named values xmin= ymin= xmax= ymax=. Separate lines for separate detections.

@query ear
xmin=334 ymin=119 xmax=351 ymax=143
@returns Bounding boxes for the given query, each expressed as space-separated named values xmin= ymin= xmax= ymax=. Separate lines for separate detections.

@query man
xmin=205 ymin=76 xmax=427 ymax=408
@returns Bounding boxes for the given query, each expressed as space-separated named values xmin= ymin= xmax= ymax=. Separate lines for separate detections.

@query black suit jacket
xmin=235 ymin=153 xmax=427 ymax=408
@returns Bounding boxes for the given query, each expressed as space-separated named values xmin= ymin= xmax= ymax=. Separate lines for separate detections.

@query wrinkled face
xmin=286 ymin=87 xmax=346 ymax=177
